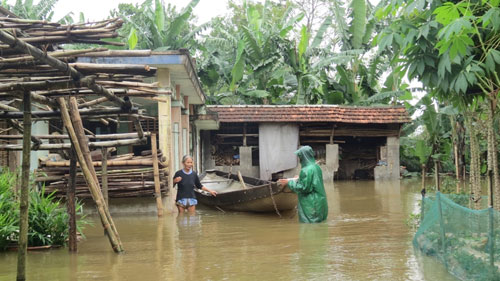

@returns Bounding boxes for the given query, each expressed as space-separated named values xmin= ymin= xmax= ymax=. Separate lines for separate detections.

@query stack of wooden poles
xmin=37 ymin=151 xmax=168 ymax=198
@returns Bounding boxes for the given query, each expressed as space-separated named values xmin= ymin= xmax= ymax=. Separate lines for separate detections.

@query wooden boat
xmin=195 ymin=170 xmax=297 ymax=212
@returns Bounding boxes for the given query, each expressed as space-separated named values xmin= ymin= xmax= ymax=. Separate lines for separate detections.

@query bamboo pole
xmin=70 ymin=63 xmax=156 ymax=75
xmin=0 ymin=48 xmax=108 ymax=63
xmin=78 ymin=97 xmax=109 ymax=108
xmin=57 ymin=97 xmax=123 ymax=253
xmin=0 ymin=30 xmax=131 ymax=110
xmin=44 ymin=159 xmax=154 ymax=167
xmin=68 ymin=97 xmax=123 ymax=252
xmin=102 ymin=147 xmax=109 ymax=207
xmin=151 ymin=134 xmax=164 ymax=216
xmin=0 ymin=138 xmax=147 ymax=150
xmin=67 ymin=148 xmax=77 ymax=252
xmin=0 ymin=132 xmax=150 ymax=140
xmin=16 ymin=91 xmax=31 ymax=281
xmin=0 ymin=107 xmax=138 ymax=119
xmin=0 ymin=102 xmax=18 ymax=111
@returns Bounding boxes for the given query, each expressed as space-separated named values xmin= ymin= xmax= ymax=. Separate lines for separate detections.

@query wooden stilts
xmin=67 ymin=148 xmax=77 ymax=252
xmin=16 ymin=91 xmax=31 ymax=281
xmin=102 ymin=147 xmax=109 ymax=206
xmin=151 ymin=134 xmax=164 ymax=216
xmin=67 ymin=97 xmax=123 ymax=252
xmin=57 ymin=97 xmax=123 ymax=253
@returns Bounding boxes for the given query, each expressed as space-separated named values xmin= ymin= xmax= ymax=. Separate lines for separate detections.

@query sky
xmin=7 ymin=0 xmax=231 ymax=23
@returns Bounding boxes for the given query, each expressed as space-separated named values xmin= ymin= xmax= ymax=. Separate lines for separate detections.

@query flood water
xmin=0 ymin=180 xmax=457 ymax=280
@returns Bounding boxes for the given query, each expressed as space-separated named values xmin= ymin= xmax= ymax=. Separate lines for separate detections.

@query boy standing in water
xmin=173 ymin=155 xmax=217 ymax=214
xmin=278 ymin=146 xmax=328 ymax=223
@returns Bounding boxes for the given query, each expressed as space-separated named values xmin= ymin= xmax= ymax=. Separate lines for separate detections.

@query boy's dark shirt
xmin=173 ymin=169 xmax=202 ymax=201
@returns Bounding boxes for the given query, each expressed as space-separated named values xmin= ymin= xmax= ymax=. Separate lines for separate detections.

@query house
xmin=194 ymin=105 xmax=411 ymax=181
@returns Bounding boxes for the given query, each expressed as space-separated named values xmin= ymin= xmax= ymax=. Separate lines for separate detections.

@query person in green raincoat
xmin=278 ymin=146 xmax=328 ymax=223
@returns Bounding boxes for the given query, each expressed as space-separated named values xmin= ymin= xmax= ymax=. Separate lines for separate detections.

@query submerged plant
xmin=0 ymin=168 xmax=87 ymax=249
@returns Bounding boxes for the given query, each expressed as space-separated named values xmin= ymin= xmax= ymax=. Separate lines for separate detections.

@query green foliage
xmin=349 ymin=0 xmax=367 ymax=49
xmin=111 ymin=0 xmax=202 ymax=51
xmin=0 ymin=168 xmax=87 ymax=249
xmin=1 ymin=0 xmax=74 ymax=23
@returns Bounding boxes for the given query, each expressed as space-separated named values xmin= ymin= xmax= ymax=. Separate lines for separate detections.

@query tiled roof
xmin=206 ymin=105 xmax=411 ymax=124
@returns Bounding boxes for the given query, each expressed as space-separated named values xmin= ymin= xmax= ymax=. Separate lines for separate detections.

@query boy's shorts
xmin=176 ymin=198 xmax=198 ymax=208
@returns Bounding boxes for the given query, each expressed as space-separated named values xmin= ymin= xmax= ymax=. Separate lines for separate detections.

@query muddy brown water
xmin=0 ymin=180 xmax=457 ymax=281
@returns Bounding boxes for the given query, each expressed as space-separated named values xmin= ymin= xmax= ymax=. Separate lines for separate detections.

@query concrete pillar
xmin=324 ymin=144 xmax=339 ymax=181
xmin=30 ymin=121 xmax=49 ymax=170
xmin=239 ymin=146 xmax=252 ymax=176
xmin=374 ymin=136 xmax=400 ymax=180
xmin=386 ymin=136 xmax=400 ymax=179
xmin=156 ymin=68 xmax=177 ymax=213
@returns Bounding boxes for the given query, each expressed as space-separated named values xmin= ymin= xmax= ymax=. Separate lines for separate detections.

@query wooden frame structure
xmin=0 ymin=15 xmax=171 ymax=263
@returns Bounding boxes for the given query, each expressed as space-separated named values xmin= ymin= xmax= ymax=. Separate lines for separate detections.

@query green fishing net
xmin=414 ymin=192 xmax=500 ymax=281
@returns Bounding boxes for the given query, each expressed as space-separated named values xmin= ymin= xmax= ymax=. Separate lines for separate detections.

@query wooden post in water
xmin=151 ymin=133 xmax=164 ymax=216
xmin=67 ymin=148 xmax=77 ymax=252
xmin=101 ymin=147 xmax=109 ymax=206
xmin=16 ymin=91 xmax=31 ymax=281
xmin=58 ymin=97 xmax=123 ymax=253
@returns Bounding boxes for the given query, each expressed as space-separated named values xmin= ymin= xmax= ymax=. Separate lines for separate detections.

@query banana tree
xmin=2 ymin=0 xmax=73 ymax=23
xmin=281 ymin=14 xmax=332 ymax=104
xmin=327 ymin=0 xmax=398 ymax=105
xmin=112 ymin=0 xmax=203 ymax=51
xmin=228 ymin=0 xmax=303 ymax=103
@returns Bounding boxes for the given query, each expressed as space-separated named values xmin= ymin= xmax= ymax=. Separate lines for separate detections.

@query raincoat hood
xmin=295 ymin=145 xmax=316 ymax=166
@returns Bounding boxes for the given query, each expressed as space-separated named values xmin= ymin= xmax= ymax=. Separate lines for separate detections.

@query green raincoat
xmin=288 ymin=146 xmax=328 ymax=223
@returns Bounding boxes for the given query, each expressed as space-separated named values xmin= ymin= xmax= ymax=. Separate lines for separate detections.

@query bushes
xmin=0 ymin=167 xmax=86 ymax=249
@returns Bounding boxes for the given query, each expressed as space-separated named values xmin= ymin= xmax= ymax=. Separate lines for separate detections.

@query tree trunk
xmin=466 ymin=115 xmax=482 ymax=209
xmin=16 ymin=91 xmax=31 ymax=281
xmin=421 ymin=164 xmax=426 ymax=191
xmin=449 ymin=115 xmax=461 ymax=193
xmin=486 ymin=101 xmax=499 ymax=210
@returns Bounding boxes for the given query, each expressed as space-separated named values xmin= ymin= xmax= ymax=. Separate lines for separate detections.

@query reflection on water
xmin=0 ymin=180 xmax=457 ymax=280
